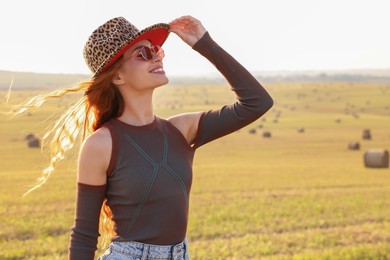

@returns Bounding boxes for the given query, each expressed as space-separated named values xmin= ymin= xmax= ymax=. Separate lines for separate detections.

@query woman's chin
xmin=157 ymin=75 xmax=169 ymax=86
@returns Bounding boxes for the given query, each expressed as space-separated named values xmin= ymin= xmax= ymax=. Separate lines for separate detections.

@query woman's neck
xmin=117 ymin=89 xmax=155 ymax=126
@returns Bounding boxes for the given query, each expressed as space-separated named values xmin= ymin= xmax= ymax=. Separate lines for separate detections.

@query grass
xmin=0 ymin=81 xmax=389 ymax=259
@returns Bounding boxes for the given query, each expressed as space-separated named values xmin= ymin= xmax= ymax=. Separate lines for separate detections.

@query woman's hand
xmin=169 ymin=16 xmax=207 ymax=47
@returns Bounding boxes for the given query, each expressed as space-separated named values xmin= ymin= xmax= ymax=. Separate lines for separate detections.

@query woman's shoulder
xmin=79 ymin=127 xmax=112 ymax=167
xmin=78 ymin=127 xmax=112 ymax=185
xmin=83 ymin=127 xmax=112 ymax=152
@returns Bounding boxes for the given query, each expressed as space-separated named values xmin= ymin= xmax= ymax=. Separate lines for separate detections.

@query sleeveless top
xmin=103 ymin=117 xmax=195 ymax=244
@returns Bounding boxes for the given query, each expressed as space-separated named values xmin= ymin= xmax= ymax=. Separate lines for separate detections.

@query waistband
xmin=109 ymin=238 xmax=188 ymax=259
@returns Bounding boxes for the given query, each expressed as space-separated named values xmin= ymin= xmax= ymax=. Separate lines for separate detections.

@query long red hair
xmin=17 ymin=58 xmax=124 ymax=251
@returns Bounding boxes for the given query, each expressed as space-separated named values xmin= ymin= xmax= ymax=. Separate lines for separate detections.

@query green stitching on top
xmin=123 ymin=133 xmax=189 ymax=235
xmin=162 ymin=135 xmax=189 ymax=207
xmin=124 ymin=135 xmax=159 ymax=235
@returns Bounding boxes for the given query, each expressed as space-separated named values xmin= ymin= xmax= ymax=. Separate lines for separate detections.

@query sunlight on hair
xmin=5 ymin=76 xmax=13 ymax=104
xmin=19 ymin=83 xmax=92 ymax=196
xmin=16 ymin=60 xmax=123 ymax=252
xmin=12 ymin=83 xmax=88 ymax=116
xmin=98 ymin=199 xmax=117 ymax=252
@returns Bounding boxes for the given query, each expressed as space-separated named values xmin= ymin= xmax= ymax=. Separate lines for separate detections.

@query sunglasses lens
xmin=138 ymin=46 xmax=164 ymax=61
xmin=140 ymin=47 xmax=153 ymax=60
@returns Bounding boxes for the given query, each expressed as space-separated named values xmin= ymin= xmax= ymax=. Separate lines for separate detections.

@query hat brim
xmin=97 ymin=23 xmax=170 ymax=76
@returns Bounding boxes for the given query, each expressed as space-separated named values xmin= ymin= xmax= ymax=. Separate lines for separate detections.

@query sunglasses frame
xmin=129 ymin=45 xmax=164 ymax=61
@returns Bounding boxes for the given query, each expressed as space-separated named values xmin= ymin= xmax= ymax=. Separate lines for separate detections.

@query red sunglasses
xmin=131 ymin=45 xmax=165 ymax=61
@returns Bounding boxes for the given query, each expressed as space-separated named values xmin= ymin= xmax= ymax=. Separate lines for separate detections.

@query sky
xmin=1 ymin=0 xmax=389 ymax=77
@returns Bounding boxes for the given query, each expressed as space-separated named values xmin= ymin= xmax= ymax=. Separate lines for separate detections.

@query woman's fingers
xmin=169 ymin=16 xmax=206 ymax=47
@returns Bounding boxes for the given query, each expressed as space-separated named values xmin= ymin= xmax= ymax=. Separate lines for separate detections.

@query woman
xmin=20 ymin=15 xmax=272 ymax=259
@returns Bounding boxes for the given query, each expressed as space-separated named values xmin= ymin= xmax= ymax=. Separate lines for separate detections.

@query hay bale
xmin=248 ymin=129 xmax=256 ymax=134
xmin=362 ymin=129 xmax=371 ymax=140
xmin=348 ymin=142 xmax=360 ymax=150
xmin=28 ymin=137 xmax=40 ymax=148
xmin=25 ymin=133 xmax=35 ymax=141
xmin=263 ymin=131 xmax=272 ymax=138
xmin=364 ymin=149 xmax=389 ymax=168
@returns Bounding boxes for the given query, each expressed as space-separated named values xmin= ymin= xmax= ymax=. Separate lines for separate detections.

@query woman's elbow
xmin=254 ymin=94 xmax=274 ymax=116
xmin=264 ymin=95 xmax=274 ymax=112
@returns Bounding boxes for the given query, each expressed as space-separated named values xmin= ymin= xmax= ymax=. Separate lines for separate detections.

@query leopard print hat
xmin=83 ymin=17 xmax=170 ymax=76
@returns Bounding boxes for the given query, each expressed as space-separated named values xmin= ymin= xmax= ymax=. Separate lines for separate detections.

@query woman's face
xmin=115 ymin=40 xmax=169 ymax=91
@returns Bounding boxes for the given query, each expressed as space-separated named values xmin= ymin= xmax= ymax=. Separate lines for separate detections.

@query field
xmin=0 ymin=81 xmax=390 ymax=259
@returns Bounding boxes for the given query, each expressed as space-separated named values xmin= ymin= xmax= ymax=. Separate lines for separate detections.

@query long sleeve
xmin=192 ymin=32 xmax=274 ymax=148
xmin=69 ymin=182 xmax=106 ymax=260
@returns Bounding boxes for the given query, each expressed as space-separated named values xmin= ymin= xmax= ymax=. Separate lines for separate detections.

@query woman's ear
xmin=112 ymin=72 xmax=125 ymax=85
